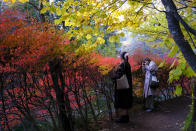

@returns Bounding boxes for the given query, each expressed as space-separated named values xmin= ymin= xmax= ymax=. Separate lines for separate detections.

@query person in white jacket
xmin=142 ymin=57 xmax=158 ymax=112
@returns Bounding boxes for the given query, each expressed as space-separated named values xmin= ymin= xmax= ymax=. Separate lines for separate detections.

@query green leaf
xmin=173 ymin=67 xmax=182 ymax=79
xmin=178 ymin=62 xmax=186 ymax=70
xmin=158 ymin=60 xmax=165 ymax=68
xmin=56 ymin=7 xmax=62 ymax=16
xmin=187 ymin=7 xmax=192 ymax=14
xmin=184 ymin=67 xmax=196 ymax=77
xmin=183 ymin=105 xmax=193 ymax=131
xmin=164 ymin=39 xmax=172 ymax=48
xmin=168 ymin=44 xmax=178 ymax=57
xmin=114 ymin=36 xmax=120 ymax=43
xmin=119 ymin=32 xmax=125 ymax=37
xmin=96 ymin=37 xmax=105 ymax=44
xmin=109 ymin=36 xmax=120 ymax=43
xmin=54 ymin=19 xmax=62 ymax=25
xmin=40 ymin=7 xmax=48 ymax=14
xmin=175 ymin=85 xmax=182 ymax=95
xmin=169 ymin=59 xmax=176 ymax=69
xmin=86 ymin=34 xmax=92 ymax=40
xmin=169 ymin=72 xmax=174 ymax=83
xmin=50 ymin=4 xmax=56 ymax=14
xmin=109 ymin=36 xmax=115 ymax=43
xmin=169 ymin=66 xmax=182 ymax=83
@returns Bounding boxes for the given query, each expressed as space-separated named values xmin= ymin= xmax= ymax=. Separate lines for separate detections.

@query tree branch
xmin=151 ymin=3 xmax=166 ymax=13
xmin=177 ymin=6 xmax=188 ymax=10
xmin=165 ymin=0 xmax=196 ymax=48
xmin=161 ymin=0 xmax=196 ymax=72
xmin=164 ymin=0 xmax=196 ymax=36
xmin=173 ymin=12 xmax=196 ymax=37
xmin=106 ymin=0 xmax=128 ymax=26
xmin=187 ymin=29 xmax=196 ymax=49
xmin=28 ymin=2 xmax=40 ymax=11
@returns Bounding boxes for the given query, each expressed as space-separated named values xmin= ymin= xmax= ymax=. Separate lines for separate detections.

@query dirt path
xmin=100 ymin=96 xmax=191 ymax=131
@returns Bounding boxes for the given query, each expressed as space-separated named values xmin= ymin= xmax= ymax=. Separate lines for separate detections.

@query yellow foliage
xmin=98 ymin=65 xmax=112 ymax=75
xmin=96 ymin=37 xmax=105 ymax=44
xmin=3 ymin=0 xmax=194 ymax=80
xmin=56 ymin=7 xmax=62 ymax=16
xmin=86 ymin=34 xmax=92 ymax=40
xmin=3 ymin=0 xmax=28 ymax=3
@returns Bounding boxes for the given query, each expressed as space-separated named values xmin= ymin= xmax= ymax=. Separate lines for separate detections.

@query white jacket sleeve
xmin=150 ymin=61 xmax=158 ymax=72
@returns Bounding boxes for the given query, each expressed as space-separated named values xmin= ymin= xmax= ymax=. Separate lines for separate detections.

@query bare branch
xmin=177 ymin=6 xmax=188 ymax=10
xmin=173 ymin=12 xmax=196 ymax=37
xmin=174 ymin=0 xmax=196 ymax=9
xmin=151 ymin=3 xmax=166 ymax=13
xmin=28 ymin=2 xmax=40 ymax=11
xmin=106 ymin=0 xmax=128 ymax=26
xmin=187 ymin=29 xmax=196 ymax=49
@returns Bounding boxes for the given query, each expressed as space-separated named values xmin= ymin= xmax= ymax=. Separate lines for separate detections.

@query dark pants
xmin=114 ymin=88 xmax=133 ymax=109
xmin=145 ymin=95 xmax=154 ymax=109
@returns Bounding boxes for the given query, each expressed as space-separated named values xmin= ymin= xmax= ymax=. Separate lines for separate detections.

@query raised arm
xmin=144 ymin=61 xmax=157 ymax=72
xmin=149 ymin=62 xmax=158 ymax=72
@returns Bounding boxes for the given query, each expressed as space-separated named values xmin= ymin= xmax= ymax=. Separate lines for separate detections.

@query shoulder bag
xmin=116 ymin=64 xmax=129 ymax=90
xmin=149 ymin=72 xmax=159 ymax=89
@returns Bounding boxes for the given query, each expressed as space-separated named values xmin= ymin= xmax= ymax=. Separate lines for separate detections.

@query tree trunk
xmin=192 ymin=77 xmax=196 ymax=130
xmin=49 ymin=59 xmax=73 ymax=131
xmin=102 ymin=83 xmax=113 ymax=121
xmin=160 ymin=1 xmax=196 ymax=130
xmin=39 ymin=2 xmax=45 ymax=23
xmin=161 ymin=0 xmax=196 ymax=72
xmin=0 ymin=122 xmax=4 ymax=131
xmin=59 ymin=72 xmax=74 ymax=130
xmin=0 ymin=78 xmax=11 ymax=131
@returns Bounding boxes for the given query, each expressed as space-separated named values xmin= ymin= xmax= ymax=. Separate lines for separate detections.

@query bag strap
xmin=123 ymin=62 xmax=126 ymax=75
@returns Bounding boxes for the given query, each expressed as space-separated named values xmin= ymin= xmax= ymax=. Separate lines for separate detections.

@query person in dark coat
xmin=112 ymin=51 xmax=133 ymax=123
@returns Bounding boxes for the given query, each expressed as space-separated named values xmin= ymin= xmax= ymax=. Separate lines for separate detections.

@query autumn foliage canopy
xmin=0 ymin=9 xmax=194 ymax=130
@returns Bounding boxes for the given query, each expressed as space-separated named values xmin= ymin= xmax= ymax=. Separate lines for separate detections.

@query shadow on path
xmin=100 ymin=96 xmax=191 ymax=131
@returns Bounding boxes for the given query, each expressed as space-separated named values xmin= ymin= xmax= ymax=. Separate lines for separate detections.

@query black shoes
xmin=114 ymin=115 xmax=129 ymax=123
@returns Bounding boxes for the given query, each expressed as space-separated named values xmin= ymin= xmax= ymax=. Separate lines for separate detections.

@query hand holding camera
xmin=142 ymin=61 xmax=146 ymax=66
